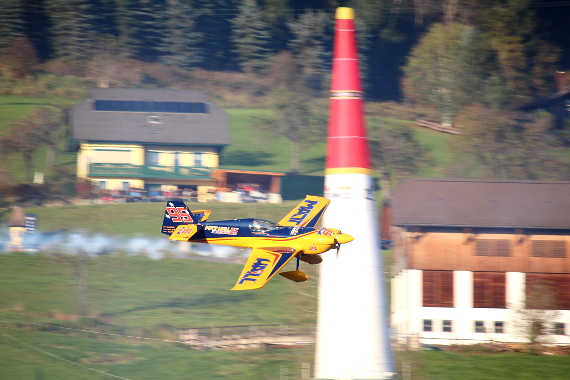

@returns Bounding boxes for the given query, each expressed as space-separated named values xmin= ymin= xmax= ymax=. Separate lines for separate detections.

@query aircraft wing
xmin=169 ymin=224 xmax=201 ymax=241
xmin=277 ymin=195 xmax=330 ymax=227
xmin=231 ymin=247 xmax=298 ymax=290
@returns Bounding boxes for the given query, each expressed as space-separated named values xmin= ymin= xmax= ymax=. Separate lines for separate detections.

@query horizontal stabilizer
xmin=169 ymin=224 xmax=200 ymax=241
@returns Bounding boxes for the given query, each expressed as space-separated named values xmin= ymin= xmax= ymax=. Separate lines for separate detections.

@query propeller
xmin=332 ymin=231 xmax=354 ymax=258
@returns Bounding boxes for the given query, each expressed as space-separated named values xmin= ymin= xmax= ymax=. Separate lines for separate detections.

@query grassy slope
xmin=221 ymin=109 xmax=327 ymax=175
xmin=0 ymin=253 xmax=316 ymax=328
xmin=0 ymin=251 xmax=316 ymax=380
xmin=0 ymin=327 xmax=311 ymax=380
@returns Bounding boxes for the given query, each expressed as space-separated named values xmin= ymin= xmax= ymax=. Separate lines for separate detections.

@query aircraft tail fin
xmin=161 ymin=200 xmax=198 ymax=235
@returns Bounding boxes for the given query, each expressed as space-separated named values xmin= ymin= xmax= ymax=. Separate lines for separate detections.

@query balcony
xmin=88 ymin=163 xmax=214 ymax=179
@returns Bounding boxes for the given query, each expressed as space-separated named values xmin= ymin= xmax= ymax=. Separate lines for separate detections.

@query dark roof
xmin=390 ymin=178 xmax=570 ymax=229
xmin=520 ymin=86 xmax=570 ymax=111
xmin=70 ymin=88 xmax=230 ymax=146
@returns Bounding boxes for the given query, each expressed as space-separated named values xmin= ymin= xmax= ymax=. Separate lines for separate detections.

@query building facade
xmin=70 ymin=88 xmax=230 ymax=194
xmin=386 ymin=178 xmax=570 ymax=345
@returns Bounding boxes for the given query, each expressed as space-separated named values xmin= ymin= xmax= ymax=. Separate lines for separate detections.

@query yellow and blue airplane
xmin=160 ymin=195 xmax=353 ymax=290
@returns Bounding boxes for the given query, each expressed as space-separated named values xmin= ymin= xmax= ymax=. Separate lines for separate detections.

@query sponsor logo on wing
xmin=238 ymin=258 xmax=271 ymax=284
xmin=176 ymin=226 xmax=194 ymax=235
xmin=205 ymin=226 xmax=239 ymax=235
xmin=288 ymin=200 xmax=319 ymax=225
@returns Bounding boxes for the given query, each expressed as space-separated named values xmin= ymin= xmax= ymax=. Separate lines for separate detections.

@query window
xmin=475 ymin=321 xmax=486 ymax=333
xmin=442 ymin=320 xmax=452 ymax=332
xmin=147 ymin=115 xmax=162 ymax=124
xmin=423 ymin=320 xmax=432 ymax=332
xmin=147 ymin=151 xmax=159 ymax=165
xmin=98 ymin=181 xmax=106 ymax=190
xmin=422 ymin=270 xmax=454 ymax=308
xmin=494 ymin=321 xmax=504 ymax=334
xmin=194 ymin=152 xmax=203 ymax=167
xmin=122 ymin=182 xmax=130 ymax=191
xmin=532 ymin=241 xmax=566 ymax=258
xmin=476 ymin=240 xmax=510 ymax=256
xmin=555 ymin=323 xmax=565 ymax=335
xmin=94 ymin=100 xmax=207 ymax=114
xmin=526 ymin=273 xmax=570 ymax=310
xmin=473 ymin=272 xmax=506 ymax=308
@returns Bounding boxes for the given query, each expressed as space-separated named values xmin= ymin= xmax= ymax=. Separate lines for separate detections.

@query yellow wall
xmin=77 ymin=143 xmax=144 ymax=178
xmin=77 ymin=143 xmax=219 ymax=189
xmin=93 ymin=179 xmax=145 ymax=190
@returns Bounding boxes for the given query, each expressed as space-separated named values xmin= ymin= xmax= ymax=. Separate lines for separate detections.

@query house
xmin=385 ymin=178 xmax=570 ymax=345
xmin=70 ymin=88 xmax=230 ymax=197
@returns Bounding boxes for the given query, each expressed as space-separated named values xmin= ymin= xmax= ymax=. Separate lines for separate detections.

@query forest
xmin=0 ymin=0 xmax=570 ymax=197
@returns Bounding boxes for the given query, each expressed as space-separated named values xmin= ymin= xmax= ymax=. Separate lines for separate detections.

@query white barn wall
xmin=392 ymin=269 xmax=570 ymax=345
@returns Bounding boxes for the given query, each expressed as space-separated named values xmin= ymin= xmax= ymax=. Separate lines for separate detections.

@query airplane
xmin=160 ymin=195 xmax=354 ymax=290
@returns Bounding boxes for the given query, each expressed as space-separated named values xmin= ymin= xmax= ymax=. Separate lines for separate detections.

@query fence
xmin=177 ymin=323 xmax=316 ymax=350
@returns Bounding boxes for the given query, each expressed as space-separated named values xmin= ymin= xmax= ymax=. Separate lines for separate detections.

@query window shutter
xmin=423 ymin=270 xmax=453 ymax=307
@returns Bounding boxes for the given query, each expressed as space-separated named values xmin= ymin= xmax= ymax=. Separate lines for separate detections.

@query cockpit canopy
xmin=249 ymin=219 xmax=279 ymax=232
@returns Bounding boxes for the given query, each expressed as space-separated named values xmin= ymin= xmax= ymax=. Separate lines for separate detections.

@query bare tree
xmin=510 ymin=278 xmax=560 ymax=352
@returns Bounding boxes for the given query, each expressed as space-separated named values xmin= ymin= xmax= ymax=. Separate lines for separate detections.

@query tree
xmin=0 ymin=107 xmax=62 ymax=182
xmin=160 ymin=0 xmax=203 ymax=69
xmin=87 ymin=35 xmax=128 ymax=88
xmin=231 ymin=0 xmax=271 ymax=74
xmin=478 ymin=0 xmax=560 ymax=105
xmin=0 ymin=0 xmax=25 ymax=50
xmin=47 ymin=0 xmax=94 ymax=61
xmin=252 ymin=52 xmax=326 ymax=173
xmin=511 ymin=276 xmax=561 ymax=352
xmin=446 ymin=105 xmax=570 ymax=180
xmin=287 ymin=10 xmax=331 ymax=91
xmin=29 ymin=107 xmax=64 ymax=169
xmin=368 ymin=120 xmax=432 ymax=200
xmin=194 ymin=0 xmax=236 ymax=70
xmin=125 ymin=0 xmax=167 ymax=62
xmin=403 ymin=23 xmax=474 ymax=127
xmin=0 ymin=36 xmax=39 ymax=80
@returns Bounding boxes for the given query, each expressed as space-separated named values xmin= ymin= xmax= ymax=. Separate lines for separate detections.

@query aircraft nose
xmin=336 ymin=233 xmax=354 ymax=244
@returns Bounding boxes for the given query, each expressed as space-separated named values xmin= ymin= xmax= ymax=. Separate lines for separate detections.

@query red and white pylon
xmin=314 ymin=7 xmax=396 ymax=380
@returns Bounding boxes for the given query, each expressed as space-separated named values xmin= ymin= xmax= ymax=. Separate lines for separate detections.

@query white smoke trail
xmin=2 ymin=230 xmax=242 ymax=260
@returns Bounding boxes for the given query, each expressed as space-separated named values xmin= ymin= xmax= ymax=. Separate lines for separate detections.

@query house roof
xmin=520 ymin=86 xmax=570 ymax=111
xmin=390 ymin=178 xmax=570 ymax=229
xmin=70 ymin=88 xmax=230 ymax=146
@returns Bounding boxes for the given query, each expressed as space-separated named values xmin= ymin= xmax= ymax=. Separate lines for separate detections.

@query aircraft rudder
xmin=161 ymin=199 xmax=196 ymax=235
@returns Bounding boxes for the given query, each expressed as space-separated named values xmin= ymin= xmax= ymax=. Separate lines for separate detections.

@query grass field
xmin=221 ymin=109 xmax=326 ymax=175
xmin=0 ymin=251 xmax=317 ymax=380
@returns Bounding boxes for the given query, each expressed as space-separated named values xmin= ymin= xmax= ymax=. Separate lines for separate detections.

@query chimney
xmin=555 ymin=71 xmax=567 ymax=93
